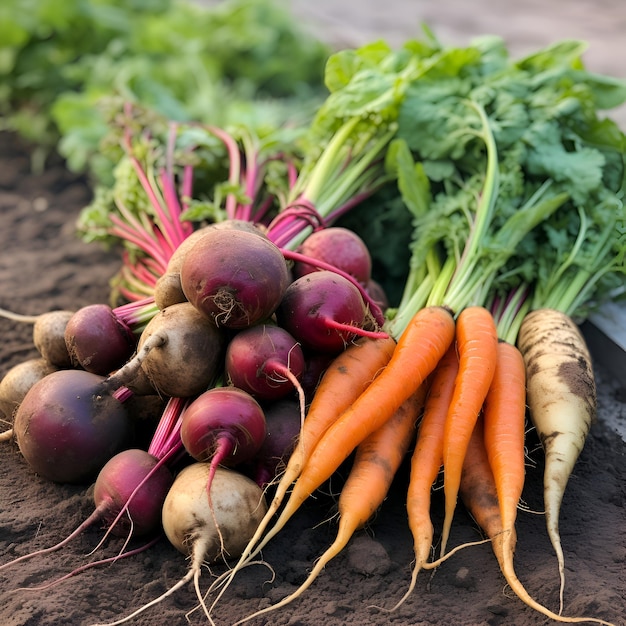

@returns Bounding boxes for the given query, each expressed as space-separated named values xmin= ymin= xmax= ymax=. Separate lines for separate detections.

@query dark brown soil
xmin=0 ymin=104 xmax=625 ymax=626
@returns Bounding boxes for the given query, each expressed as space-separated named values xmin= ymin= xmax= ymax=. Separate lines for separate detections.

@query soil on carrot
xmin=0 ymin=129 xmax=625 ymax=626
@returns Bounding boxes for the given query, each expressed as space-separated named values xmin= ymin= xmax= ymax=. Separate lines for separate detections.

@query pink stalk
xmin=148 ymin=397 xmax=189 ymax=460
xmin=206 ymin=125 xmax=243 ymax=220
xmin=267 ymin=199 xmax=326 ymax=248
xmin=112 ymin=297 xmax=159 ymax=330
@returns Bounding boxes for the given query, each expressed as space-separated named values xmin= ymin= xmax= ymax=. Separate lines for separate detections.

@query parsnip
xmin=517 ymin=308 xmax=596 ymax=614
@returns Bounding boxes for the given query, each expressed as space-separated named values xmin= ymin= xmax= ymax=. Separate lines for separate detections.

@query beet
xmin=225 ymin=324 xmax=306 ymax=402
xmin=294 ymin=227 xmax=372 ymax=285
xmin=180 ymin=228 xmax=290 ymax=329
xmin=276 ymin=270 xmax=374 ymax=353
xmin=250 ymin=399 xmax=301 ymax=488
xmin=180 ymin=386 xmax=267 ymax=468
xmin=64 ymin=304 xmax=137 ymax=375
xmin=13 ymin=370 xmax=132 ymax=484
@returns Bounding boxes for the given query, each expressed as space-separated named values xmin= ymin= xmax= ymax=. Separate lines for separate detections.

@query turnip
xmin=225 ymin=324 xmax=306 ymax=419
xmin=64 ymin=304 xmax=137 ymax=375
xmin=13 ymin=369 xmax=132 ymax=484
xmin=293 ymin=226 xmax=372 ymax=285
xmin=91 ymin=464 xmax=268 ymax=626
xmin=0 ymin=307 xmax=74 ymax=368
xmin=0 ymin=448 xmax=173 ymax=573
xmin=104 ymin=302 xmax=226 ymax=398
xmin=180 ymin=227 xmax=290 ymax=329
xmin=0 ymin=358 xmax=58 ymax=424
xmin=276 ymin=270 xmax=388 ymax=353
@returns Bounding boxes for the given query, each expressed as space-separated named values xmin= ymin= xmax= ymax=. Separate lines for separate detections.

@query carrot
xmin=207 ymin=335 xmax=396 ymax=608
xmin=482 ymin=340 xmax=526 ymax=541
xmin=386 ymin=342 xmax=459 ymax=611
xmin=517 ymin=308 xmax=597 ymax=614
xmin=233 ymin=382 xmax=429 ymax=624
xmin=440 ymin=305 xmax=498 ymax=557
xmin=460 ymin=415 xmax=614 ymax=625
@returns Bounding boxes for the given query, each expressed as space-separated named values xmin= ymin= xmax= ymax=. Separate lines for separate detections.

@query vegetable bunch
xmin=1 ymin=23 xmax=626 ymax=626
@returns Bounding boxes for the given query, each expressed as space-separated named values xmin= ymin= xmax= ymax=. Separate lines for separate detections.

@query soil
xmin=1 ymin=4 xmax=626 ymax=625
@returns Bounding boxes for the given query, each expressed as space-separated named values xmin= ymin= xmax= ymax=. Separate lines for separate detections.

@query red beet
xmin=294 ymin=227 xmax=372 ymax=285
xmin=225 ymin=324 xmax=306 ymax=402
xmin=13 ymin=370 xmax=132 ymax=484
xmin=276 ymin=270 xmax=383 ymax=353
xmin=180 ymin=228 xmax=290 ymax=329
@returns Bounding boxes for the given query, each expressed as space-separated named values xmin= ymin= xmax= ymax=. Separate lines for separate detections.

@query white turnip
xmin=0 ymin=358 xmax=58 ymax=423
xmin=0 ymin=307 xmax=74 ymax=368
xmin=104 ymin=302 xmax=226 ymax=398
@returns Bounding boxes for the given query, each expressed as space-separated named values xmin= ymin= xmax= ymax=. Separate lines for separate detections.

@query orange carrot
xmin=389 ymin=342 xmax=459 ymax=610
xmin=258 ymin=334 xmax=395 ymax=522
xmin=460 ymin=416 xmax=615 ymax=625
xmin=440 ymin=305 xmax=498 ymax=557
xmin=482 ymin=340 xmax=526 ymax=542
xmin=232 ymin=383 xmax=429 ymax=624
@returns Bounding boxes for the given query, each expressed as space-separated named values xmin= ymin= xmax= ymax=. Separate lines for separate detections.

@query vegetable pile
xmin=1 ymin=9 xmax=626 ymax=626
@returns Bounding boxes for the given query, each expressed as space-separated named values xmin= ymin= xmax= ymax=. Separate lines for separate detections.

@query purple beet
xmin=276 ymin=270 xmax=387 ymax=353
xmin=180 ymin=228 xmax=290 ymax=329
xmin=13 ymin=369 xmax=132 ymax=484
xmin=225 ymin=324 xmax=306 ymax=402
xmin=64 ymin=304 xmax=137 ymax=375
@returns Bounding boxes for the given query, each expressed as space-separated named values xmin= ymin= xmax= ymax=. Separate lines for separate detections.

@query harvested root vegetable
xmin=0 ymin=307 xmax=74 ymax=368
xmin=180 ymin=386 xmax=267 ymax=495
xmin=0 ymin=358 xmax=58 ymax=423
xmin=64 ymin=304 xmax=137 ymax=375
xmin=104 ymin=302 xmax=226 ymax=398
xmin=293 ymin=226 xmax=372 ymax=285
xmin=276 ymin=270 xmax=388 ymax=353
xmin=233 ymin=383 xmax=427 ymax=624
xmin=517 ymin=307 xmax=597 ymax=612
xmin=460 ymin=415 xmax=614 ymax=625
xmin=153 ymin=221 xmax=264 ymax=310
xmin=225 ymin=324 xmax=306 ymax=402
xmin=13 ymin=369 xmax=132 ymax=484
xmin=32 ymin=309 xmax=75 ymax=368
xmin=163 ymin=464 xmax=268 ymax=563
xmin=0 ymin=448 xmax=173 ymax=574
xmin=180 ymin=227 xmax=290 ymax=329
